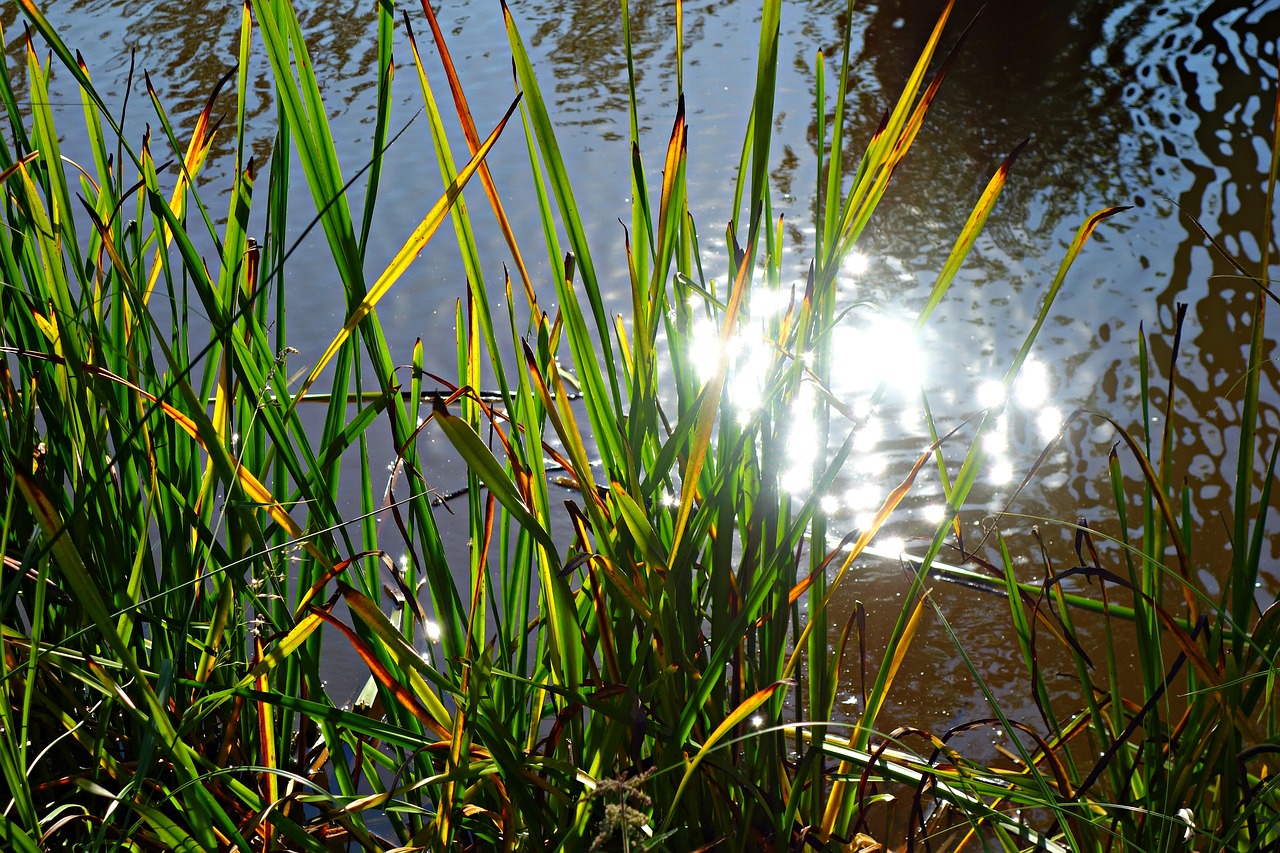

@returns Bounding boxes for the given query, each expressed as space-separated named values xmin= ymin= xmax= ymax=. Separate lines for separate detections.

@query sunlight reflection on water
xmin=684 ymin=244 xmax=1072 ymax=524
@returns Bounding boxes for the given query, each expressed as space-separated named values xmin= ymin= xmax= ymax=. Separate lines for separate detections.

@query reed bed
xmin=0 ymin=0 xmax=1276 ymax=849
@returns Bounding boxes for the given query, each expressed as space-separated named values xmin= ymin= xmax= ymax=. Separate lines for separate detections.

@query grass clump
xmin=0 ymin=0 xmax=1276 ymax=850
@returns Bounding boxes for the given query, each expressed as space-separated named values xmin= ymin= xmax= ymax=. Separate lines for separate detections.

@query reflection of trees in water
xmin=520 ymin=0 xmax=743 ymax=138
xmin=129 ymin=0 xmax=380 ymax=165
xmin=515 ymin=0 xmax=1146 ymax=257
xmin=1141 ymin=0 xmax=1280 ymax=567
xmin=786 ymin=0 xmax=1280 ymax=578
xmin=514 ymin=0 xmax=1280 ymax=578
xmin=810 ymin=0 xmax=1142 ymax=271
xmin=6 ymin=0 xmax=382 ymax=172
xmin=0 ymin=5 xmax=19 ymax=47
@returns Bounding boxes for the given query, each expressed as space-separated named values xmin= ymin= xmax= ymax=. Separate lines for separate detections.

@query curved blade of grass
xmin=22 ymin=35 xmax=84 ymax=284
xmin=520 ymin=340 xmax=610 ymax=542
xmin=431 ymin=395 xmax=556 ymax=565
xmin=234 ymin=602 xmax=333 ymax=691
xmin=820 ymin=594 xmax=929 ymax=838
xmin=339 ymin=582 xmax=455 ymax=737
xmin=193 ymin=575 xmax=235 ymax=685
xmin=404 ymin=14 xmax=521 ymax=435
xmin=108 ymin=794 xmax=203 ymax=852
xmin=588 ymin=554 xmax=653 ymax=623
xmin=650 ymin=95 xmax=688 ymax=322
xmin=13 ymin=163 xmax=80 ymax=366
xmin=1003 ymin=205 xmax=1131 ymax=380
xmin=5 ymin=343 xmax=327 ymax=569
xmin=837 ymin=208 xmax=1127 ymax=777
xmin=250 ymin=0 xmax=361 ymax=286
xmin=432 ymin=390 xmax=581 ymax=688
xmin=662 ymin=681 xmax=784 ymax=827
xmin=139 ymin=69 xmax=227 ymax=308
xmin=356 ymin=0 xmax=395 ymax=255
xmin=309 ymin=605 xmax=446 ymax=738
xmin=416 ymin=0 xmax=535 ymax=304
xmin=668 ymin=245 xmax=753 ymax=561
xmin=0 ymin=151 xmax=41 ymax=187
xmin=788 ymin=423 xmax=961 ymax=607
xmin=739 ymin=0 xmax=780 ymax=249
xmin=501 ymin=0 xmax=622 ymax=406
xmin=293 ymin=95 xmax=520 ymax=405
xmin=15 ymin=0 xmax=139 ymax=172
xmin=610 ymin=486 xmax=668 ymax=571
xmin=832 ymin=0 xmax=957 ymax=254
xmin=1091 ymin=413 xmax=1195 ymax=618
xmin=1231 ymin=63 xmax=1280 ymax=648
xmin=251 ymin=636 xmax=280 ymax=827
xmin=0 ymin=817 xmax=39 ymax=853
xmin=215 ymin=687 xmax=431 ymax=751
xmin=813 ymin=740 xmax=1071 ymax=852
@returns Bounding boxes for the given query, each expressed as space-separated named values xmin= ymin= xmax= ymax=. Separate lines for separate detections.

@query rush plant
xmin=2 ymin=0 xmax=1267 ymax=850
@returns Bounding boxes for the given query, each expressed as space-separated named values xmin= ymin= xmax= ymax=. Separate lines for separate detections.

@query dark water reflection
xmin=825 ymin=0 xmax=1280 ymax=733
xmin=7 ymin=0 xmax=1279 ymax=738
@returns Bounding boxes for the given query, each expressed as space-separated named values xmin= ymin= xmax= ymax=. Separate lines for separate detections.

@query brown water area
xmin=6 ymin=0 xmax=1278 ymax=746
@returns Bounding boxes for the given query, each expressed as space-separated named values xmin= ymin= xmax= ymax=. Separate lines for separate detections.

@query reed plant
xmin=0 ymin=0 xmax=1275 ymax=849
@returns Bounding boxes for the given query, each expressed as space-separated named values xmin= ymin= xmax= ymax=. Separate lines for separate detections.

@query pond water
xmin=7 ymin=0 xmax=1279 ymax=742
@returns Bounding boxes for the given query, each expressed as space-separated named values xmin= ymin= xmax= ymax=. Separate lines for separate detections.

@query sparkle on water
xmin=684 ymin=259 xmax=1065 ymax=553
xmin=829 ymin=314 xmax=928 ymax=399
xmin=877 ymin=536 xmax=907 ymax=558
xmin=921 ymin=503 xmax=947 ymax=524
xmin=843 ymin=250 xmax=871 ymax=278
xmin=977 ymin=379 xmax=1006 ymax=409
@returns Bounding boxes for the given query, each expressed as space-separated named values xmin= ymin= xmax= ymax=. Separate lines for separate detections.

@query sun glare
xmin=977 ymin=379 xmax=1006 ymax=409
xmin=830 ymin=315 xmax=928 ymax=397
xmin=854 ymin=417 xmax=884 ymax=452
xmin=921 ymin=503 xmax=947 ymax=524
xmin=877 ymin=535 xmax=907 ymax=557
xmin=843 ymin=250 xmax=870 ymax=277
xmin=1015 ymin=358 xmax=1051 ymax=407
xmin=782 ymin=384 xmax=821 ymax=495
xmin=1037 ymin=406 xmax=1064 ymax=441
xmin=846 ymin=483 xmax=881 ymax=510
xmin=689 ymin=318 xmax=722 ymax=381
xmin=681 ymin=269 xmax=1066 ymax=530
